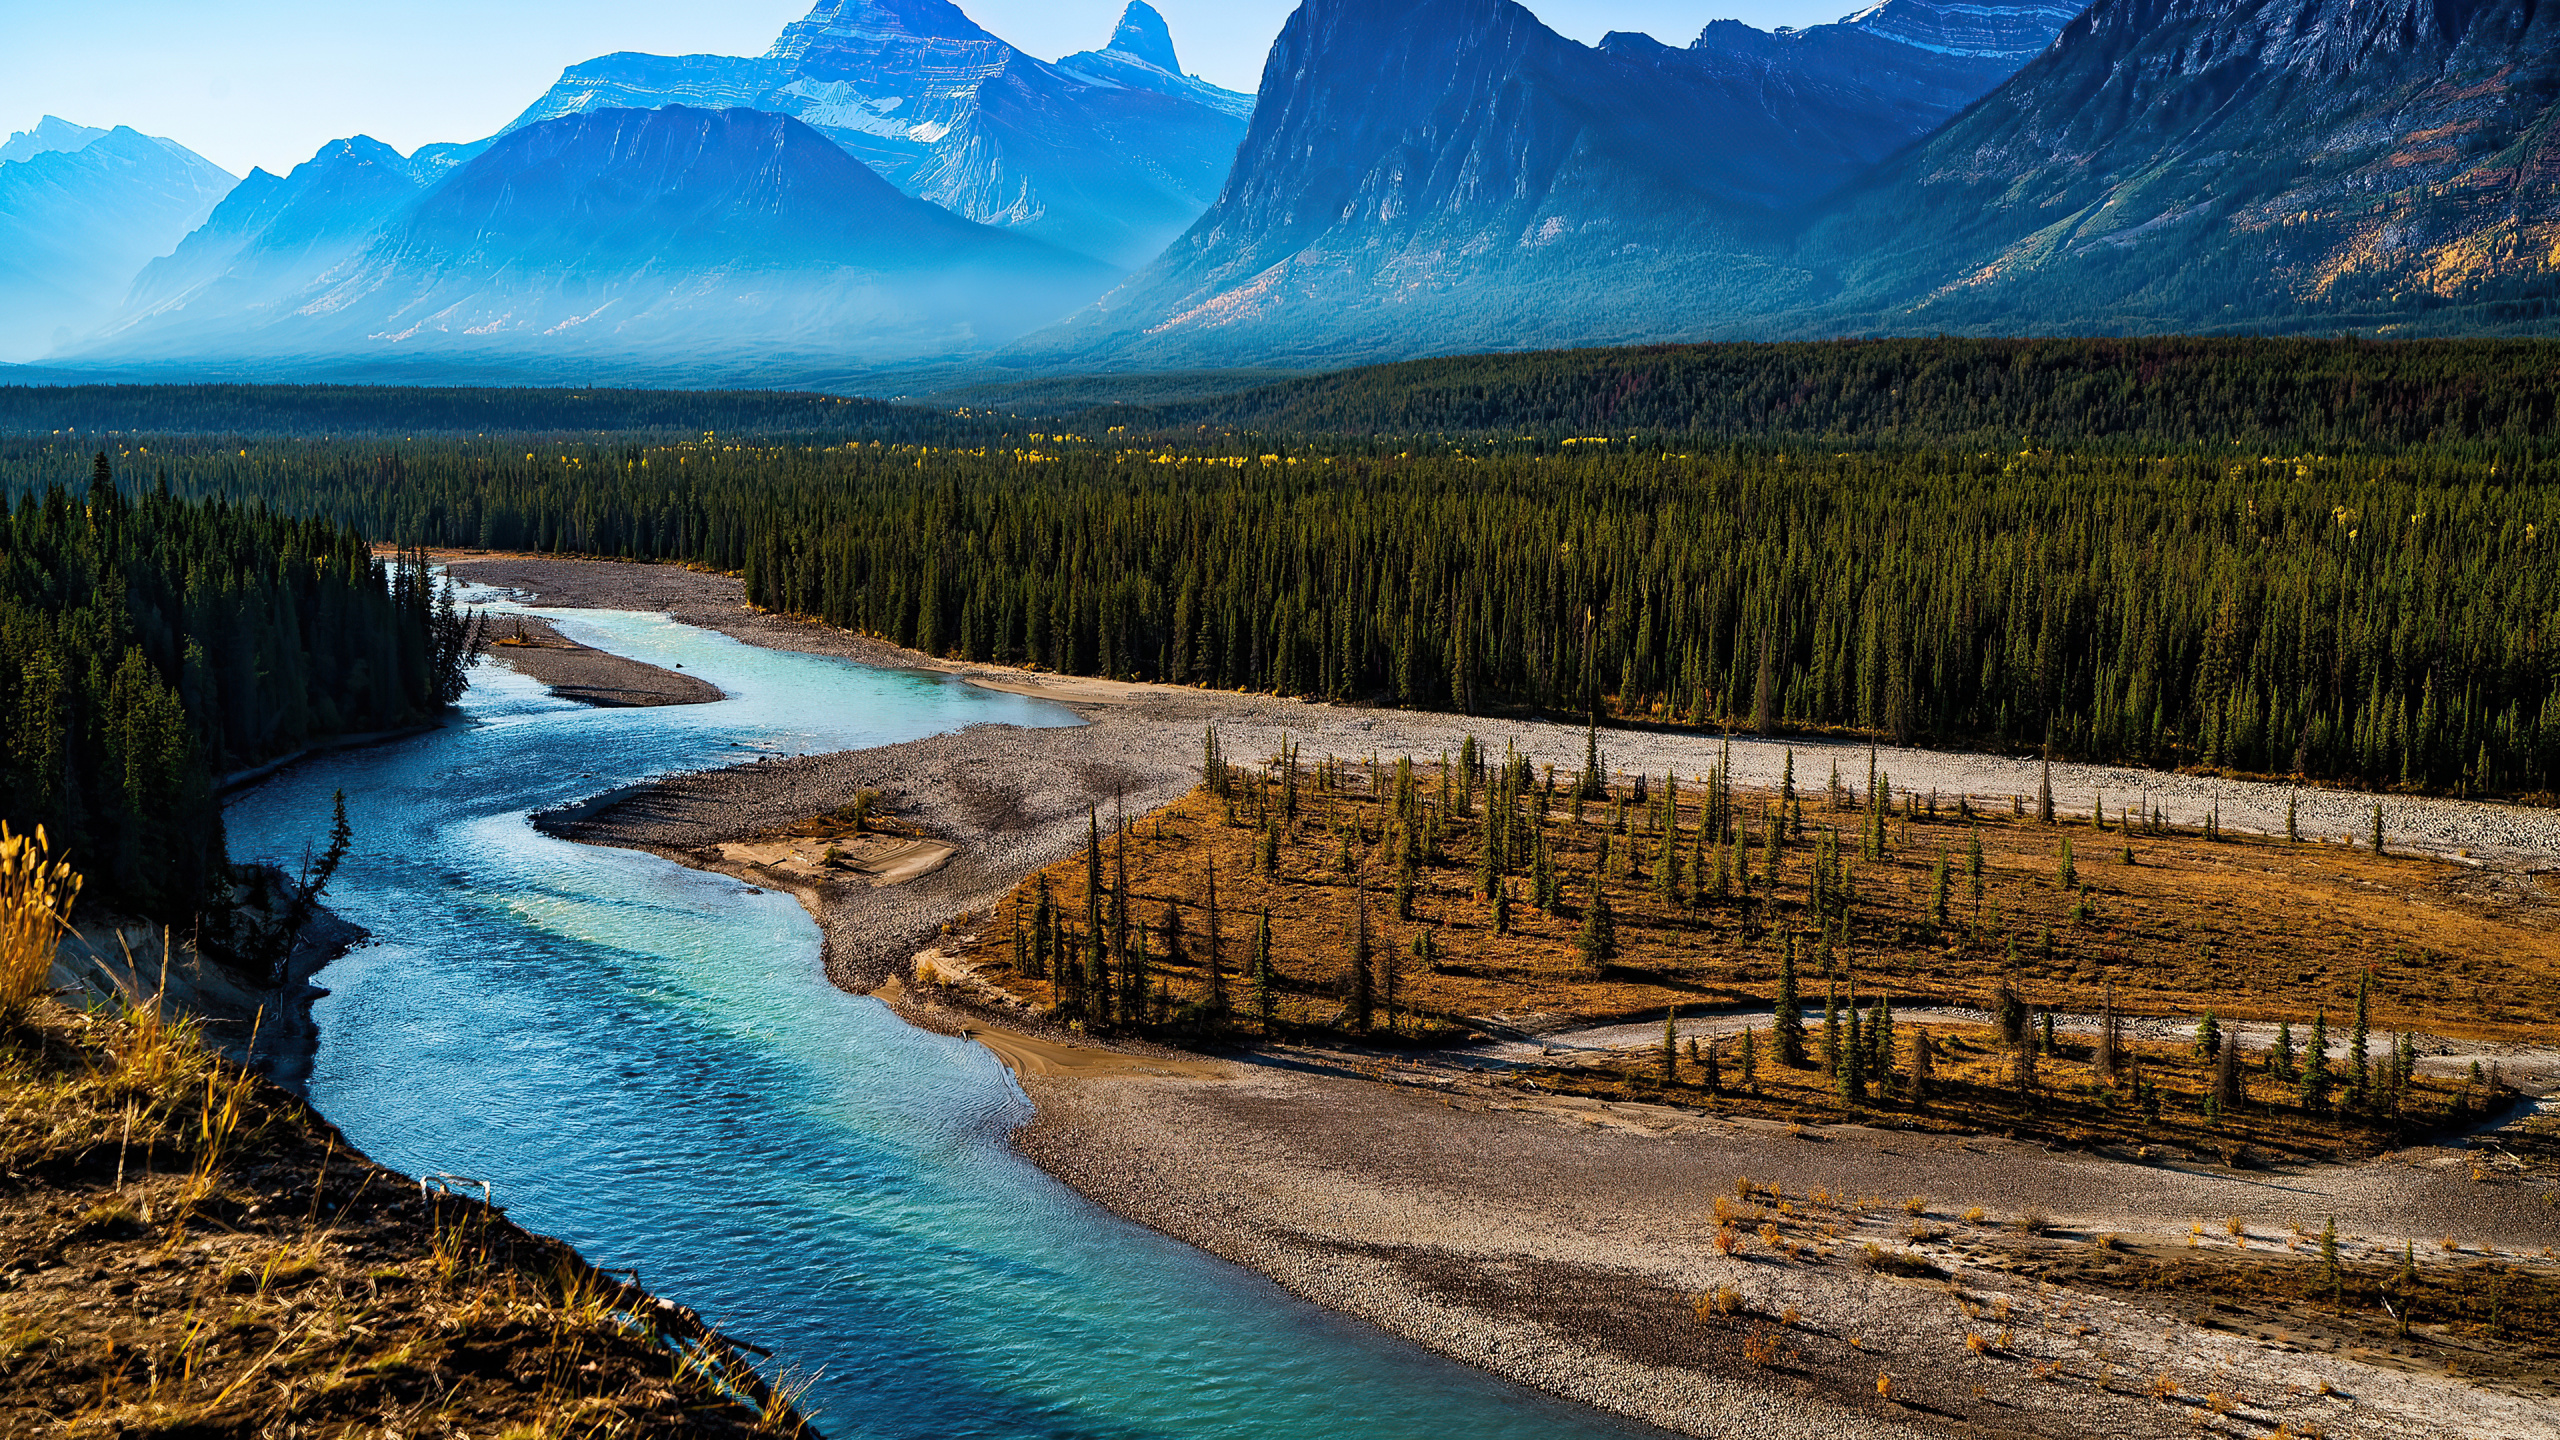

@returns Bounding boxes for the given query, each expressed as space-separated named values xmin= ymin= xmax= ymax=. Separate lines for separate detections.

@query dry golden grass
xmin=961 ymin=759 xmax=2532 ymax=1155
xmin=969 ymin=762 xmax=2559 ymax=1043
xmin=0 ymin=912 xmax=808 ymax=1440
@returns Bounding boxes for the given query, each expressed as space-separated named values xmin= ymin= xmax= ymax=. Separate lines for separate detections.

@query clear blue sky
xmin=5 ymin=1 xmax=1848 ymax=178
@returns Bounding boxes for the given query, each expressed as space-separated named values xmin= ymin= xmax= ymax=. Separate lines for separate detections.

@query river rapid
xmin=221 ymin=604 xmax=1650 ymax=1440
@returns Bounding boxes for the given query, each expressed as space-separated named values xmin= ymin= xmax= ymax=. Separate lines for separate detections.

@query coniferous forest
xmin=4 ymin=338 xmax=2556 ymax=804
xmin=1 ymin=455 xmax=476 ymax=918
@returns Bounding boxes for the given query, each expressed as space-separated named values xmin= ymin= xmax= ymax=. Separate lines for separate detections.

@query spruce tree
xmin=1839 ymin=983 xmax=1866 ymax=1103
xmin=2272 ymin=1018 xmax=2297 ymax=1081
xmin=2213 ymin=1030 xmax=2241 ymax=1115
xmin=1394 ymin=844 xmax=1416 ymax=920
xmin=1204 ymin=856 xmax=1227 ymax=1021
xmin=2093 ymin=980 xmax=2121 ymax=1083
xmin=1930 ymin=846 xmax=1949 ymax=931
xmin=1908 ymin=1027 xmax=1933 ymax=1106
xmin=2037 ymin=756 xmax=2055 ymax=823
xmin=2370 ymin=801 xmax=2385 ymax=856
xmin=2349 ymin=971 xmax=2372 ymax=1111
xmin=1492 ymin=876 xmax=1513 ymax=935
xmin=1775 ymin=934 xmax=1806 ymax=1065
xmin=2195 ymin=1009 xmax=2222 ymax=1059
xmin=1252 ymin=909 xmax=1277 ymax=1029
xmin=1577 ymin=881 xmax=1616 ymax=974
xmin=1661 ymin=1007 xmax=1679 ymax=1085
xmin=2058 ymin=835 xmax=2077 ymax=889
xmin=1348 ymin=877 xmax=1375 ymax=1031
xmin=1702 ymin=1036 xmax=1723 ymax=1094
xmin=2286 ymin=792 xmax=2300 ymax=842
xmin=1741 ymin=1025 xmax=1759 ymax=1092
xmin=2299 ymin=1009 xmax=2332 ymax=1111
xmin=1822 ymin=981 xmax=1842 ymax=1078
xmin=1871 ymin=994 xmax=1895 ymax=1087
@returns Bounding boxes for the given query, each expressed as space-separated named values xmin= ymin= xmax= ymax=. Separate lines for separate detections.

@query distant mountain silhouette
xmin=0 ymin=126 xmax=233 ymax=361
xmin=505 ymin=0 xmax=1249 ymax=268
xmin=67 ymin=107 xmax=1115 ymax=381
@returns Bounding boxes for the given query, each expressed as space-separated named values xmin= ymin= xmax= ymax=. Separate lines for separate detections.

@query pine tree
xmin=1822 ymin=981 xmax=1842 ymax=1078
xmin=2093 ymin=980 xmax=2121 ymax=1083
xmin=1204 ymin=856 xmax=1227 ymax=1022
xmin=1348 ymin=867 xmax=1375 ymax=1030
xmin=1249 ymin=908 xmax=1277 ymax=1029
xmin=1775 ymin=933 xmax=1806 ymax=1065
xmin=1839 ymin=981 xmax=1867 ymax=1103
xmin=2213 ymin=1030 xmax=2241 ymax=1115
xmin=1577 ymin=881 xmax=1615 ymax=974
xmin=2349 ymin=971 xmax=2372 ymax=1111
xmin=2299 ymin=1010 xmax=2333 ymax=1111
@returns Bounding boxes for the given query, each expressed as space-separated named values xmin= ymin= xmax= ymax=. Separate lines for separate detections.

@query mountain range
xmin=0 ymin=126 xmax=233 ymax=362
xmin=69 ymin=107 xmax=1113 ymax=381
xmin=1792 ymin=0 xmax=2560 ymax=335
xmin=504 ymin=0 xmax=1250 ymax=269
xmin=1012 ymin=0 xmax=2084 ymax=369
xmin=16 ymin=0 xmax=2560 ymax=383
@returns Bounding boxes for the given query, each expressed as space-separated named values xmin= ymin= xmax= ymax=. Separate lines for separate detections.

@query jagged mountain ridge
xmin=1792 ymin=0 xmax=2560 ymax=334
xmin=0 ymin=116 xmax=110 ymax=166
xmin=505 ymin=0 xmax=1249 ymax=267
xmin=65 ymin=107 xmax=1115 ymax=380
xmin=0 ymin=127 xmax=234 ymax=361
xmin=1010 ymin=0 xmax=2080 ymax=369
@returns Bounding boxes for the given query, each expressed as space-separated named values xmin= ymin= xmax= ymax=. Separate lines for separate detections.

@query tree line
xmin=1 ymin=455 xmax=474 ymax=919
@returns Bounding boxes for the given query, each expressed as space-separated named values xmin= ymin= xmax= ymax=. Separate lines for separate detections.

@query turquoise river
xmin=220 ymin=601 xmax=1654 ymax=1440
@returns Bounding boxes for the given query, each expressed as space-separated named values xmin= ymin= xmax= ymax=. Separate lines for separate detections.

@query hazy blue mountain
xmin=65 ymin=107 xmax=1116 ymax=381
xmin=1010 ymin=0 xmax=2077 ymax=369
xmin=0 ymin=116 xmax=109 ymax=165
xmin=505 ymin=0 xmax=1250 ymax=267
xmin=97 ymin=136 xmax=434 ymax=355
xmin=0 ymin=127 xmax=234 ymax=361
xmin=1791 ymin=0 xmax=2560 ymax=335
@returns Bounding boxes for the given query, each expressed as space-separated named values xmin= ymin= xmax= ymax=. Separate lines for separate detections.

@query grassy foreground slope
xmin=0 ymin=831 xmax=808 ymax=1438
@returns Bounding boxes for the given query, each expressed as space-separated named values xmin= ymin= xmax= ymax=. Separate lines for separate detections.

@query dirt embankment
xmin=0 ymin=1002 xmax=806 ymax=1438
xmin=465 ymin=554 xmax=2560 ymax=1440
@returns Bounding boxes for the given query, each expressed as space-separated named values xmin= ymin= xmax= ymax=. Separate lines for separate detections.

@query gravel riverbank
xmin=458 ymin=555 xmax=2560 ymax=1440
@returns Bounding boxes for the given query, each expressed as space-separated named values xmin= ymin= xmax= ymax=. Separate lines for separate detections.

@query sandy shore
xmin=462 ymin=555 xmax=2560 ymax=1440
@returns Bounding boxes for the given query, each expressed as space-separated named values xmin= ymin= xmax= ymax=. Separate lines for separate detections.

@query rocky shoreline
xmin=464 ymin=554 xmax=2560 ymax=1440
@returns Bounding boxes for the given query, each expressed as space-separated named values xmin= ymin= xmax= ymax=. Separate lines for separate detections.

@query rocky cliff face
xmin=69 ymin=108 xmax=1115 ymax=380
xmin=1798 ymin=0 xmax=2560 ymax=333
xmin=507 ymin=0 xmax=1249 ymax=267
xmin=1012 ymin=0 xmax=2076 ymax=368
xmin=0 ymin=127 xmax=233 ymax=361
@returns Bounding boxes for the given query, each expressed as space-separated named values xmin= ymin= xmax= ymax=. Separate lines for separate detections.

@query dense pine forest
xmin=7 ymin=431 xmax=2553 ymax=801
xmin=1 ymin=456 xmax=474 ymax=918
xmin=11 ymin=338 xmax=2560 ymax=450
xmin=3 ymin=338 xmax=2555 ymax=802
